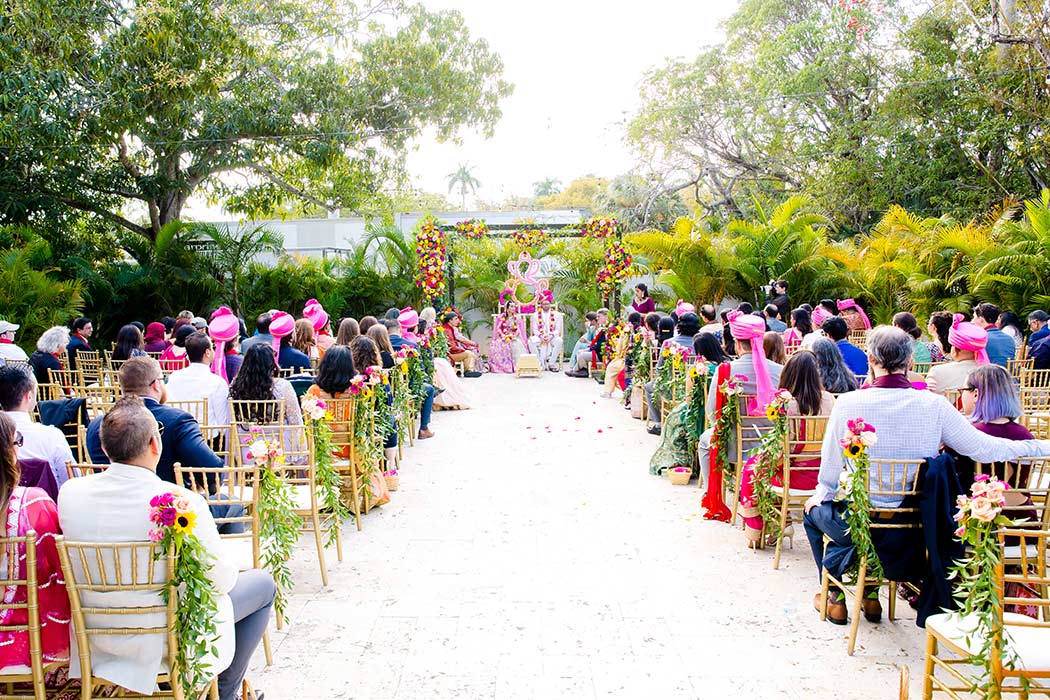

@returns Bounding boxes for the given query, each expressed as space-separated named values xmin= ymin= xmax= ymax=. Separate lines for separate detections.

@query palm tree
xmin=192 ymin=223 xmax=284 ymax=318
xmin=447 ymin=164 xmax=481 ymax=209
xmin=533 ymin=177 xmax=561 ymax=199
xmin=360 ymin=221 xmax=415 ymax=278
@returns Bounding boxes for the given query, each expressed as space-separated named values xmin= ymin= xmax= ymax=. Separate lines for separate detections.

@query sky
xmin=403 ymin=0 xmax=738 ymax=206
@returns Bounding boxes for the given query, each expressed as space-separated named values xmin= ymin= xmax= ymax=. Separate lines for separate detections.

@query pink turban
xmin=269 ymin=311 xmax=295 ymax=355
xmin=675 ymin=300 xmax=696 ymax=317
xmin=811 ymin=306 xmax=832 ymax=327
xmin=837 ymin=299 xmax=872 ymax=330
xmin=208 ymin=307 xmax=239 ymax=383
xmin=948 ymin=313 xmax=989 ymax=364
xmin=303 ymin=298 xmax=329 ymax=333
xmin=399 ymin=307 xmax=420 ymax=342
xmin=728 ymin=310 xmax=775 ymax=411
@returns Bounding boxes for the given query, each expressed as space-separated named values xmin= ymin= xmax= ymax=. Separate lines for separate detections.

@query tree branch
xmin=245 ymin=163 xmax=335 ymax=211
xmin=53 ymin=194 xmax=150 ymax=237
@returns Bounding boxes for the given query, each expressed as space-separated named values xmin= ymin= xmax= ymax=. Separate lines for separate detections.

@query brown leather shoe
xmin=862 ymin=595 xmax=883 ymax=623
xmin=418 ymin=429 xmax=435 ymax=439
xmin=814 ymin=592 xmax=847 ymax=626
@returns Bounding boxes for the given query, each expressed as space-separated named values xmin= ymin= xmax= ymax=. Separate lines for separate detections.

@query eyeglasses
xmin=963 ymin=385 xmax=978 ymax=393
xmin=156 ymin=422 xmax=165 ymax=436
xmin=12 ymin=432 xmax=23 ymax=448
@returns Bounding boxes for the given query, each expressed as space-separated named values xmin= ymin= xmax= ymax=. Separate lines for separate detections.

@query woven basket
xmin=384 ymin=473 xmax=399 ymax=491
xmin=668 ymin=467 xmax=692 ymax=485
xmin=630 ymin=385 xmax=646 ymax=420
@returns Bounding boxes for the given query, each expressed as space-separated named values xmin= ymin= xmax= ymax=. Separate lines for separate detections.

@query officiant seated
xmin=528 ymin=292 xmax=563 ymax=372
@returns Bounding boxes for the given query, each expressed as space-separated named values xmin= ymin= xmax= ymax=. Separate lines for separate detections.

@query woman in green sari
xmin=649 ymin=333 xmax=725 ymax=475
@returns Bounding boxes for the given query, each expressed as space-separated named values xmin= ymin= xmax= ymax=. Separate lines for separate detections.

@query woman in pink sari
xmin=0 ymin=412 xmax=69 ymax=673
xmin=488 ymin=302 xmax=528 ymax=374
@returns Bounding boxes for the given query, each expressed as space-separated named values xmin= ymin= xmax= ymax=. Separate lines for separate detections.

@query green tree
xmin=536 ymin=176 xmax=607 ymax=211
xmin=446 ymin=164 xmax=481 ymax=209
xmin=194 ymin=223 xmax=285 ymax=318
xmin=0 ymin=0 xmax=512 ymax=243
xmin=533 ymin=178 xmax=561 ymax=198
xmin=0 ymin=235 xmax=85 ymax=351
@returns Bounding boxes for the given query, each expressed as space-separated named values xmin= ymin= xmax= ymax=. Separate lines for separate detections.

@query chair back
xmin=734 ymin=395 xmax=774 ymax=465
xmin=76 ymin=351 xmax=102 ymax=384
xmin=1020 ymin=388 xmax=1050 ymax=415
xmin=1019 ymin=368 xmax=1050 ymax=390
xmin=236 ymin=424 xmax=316 ymax=513
xmin=782 ymin=415 xmax=830 ymax=481
xmin=228 ymin=399 xmax=285 ymax=428
xmin=56 ymin=538 xmax=190 ymax=700
xmin=849 ymin=330 xmax=868 ymax=350
xmin=0 ymin=532 xmax=46 ymax=699
xmin=1021 ymin=412 xmax=1050 ymax=440
xmin=866 ymin=458 xmax=925 ymax=525
xmin=167 ymin=399 xmax=209 ymax=426
xmin=975 ymin=457 xmax=1050 ymax=530
xmin=1008 ymin=357 xmax=1035 ymax=378
xmin=47 ymin=368 xmax=82 ymax=392
xmin=174 ymin=462 xmax=259 ymax=563
xmin=996 ymin=528 xmax=1050 ymax=678
xmin=65 ymin=462 xmax=110 ymax=481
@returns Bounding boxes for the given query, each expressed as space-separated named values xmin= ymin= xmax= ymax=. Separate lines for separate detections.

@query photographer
xmin=765 ymin=280 xmax=790 ymax=322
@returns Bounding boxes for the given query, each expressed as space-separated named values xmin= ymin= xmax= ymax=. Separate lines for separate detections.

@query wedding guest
xmin=0 ymin=320 xmax=27 ymax=363
xmin=60 ymin=396 xmax=274 ymax=700
xmin=419 ymin=308 xmax=471 ymax=410
xmin=764 ymin=330 xmax=786 ymax=365
xmin=1027 ymin=310 xmax=1050 ymax=347
xmin=228 ymin=345 xmax=304 ymax=430
xmin=208 ymin=307 xmax=242 ymax=384
xmin=892 ymin=312 xmax=932 ymax=365
xmin=336 ymin=318 xmax=361 ymax=345
xmin=387 ymin=323 xmax=437 ymax=439
xmin=698 ymin=305 xmax=723 ymax=338
xmin=810 ymin=338 xmax=859 ymax=394
xmin=159 ymin=325 xmax=194 ymax=372
xmin=764 ymin=305 xmax=787 ymax=333
xmin=270 ymin=312 xmax=308 ymax=373
xmin=973 ymin=302 xmax=1016 ymax=367
xmin=66 ymin=317 xmax=93 ymax=371
xmin=997 ymin=311 xmax=1024 ymax=347
xmin=112 ymin=324 xmax=147 ymax=362
xmin=926 ymin=314 xmax=988 ymax=395
xmin=805 ymin=306 xmax=832 ymax=348
xmin=783 ymin=308 xmax=814 ymax=351
xmin=142 ymin=322 xmax=170 ymax=354
xmin=655 ymin=316 xmax=674 ymax=348
xmin=631 ymin=283 xmax=656 ymax=315
xmin=291 ymin=318 xmax=318 ymax=362
xmin=927 ymin=311 xmax=954 ymax=362
xmin=0 ymin=365 xmax=74 ymax=488
xmin=358 ymin=316 xmax=379 ymax=335
xmin=239 ymin=312 xmax=274 ymax=355
xmin=28 ymin=327 xmax=69 ymax=385
xmin=305 ymin=346 xmax=359 ymax=456
xmin=303 ymin=299 xmax=334 ymax=356
xmin=837 ymin=298 xmax=872 ymax=333
xmin=165 ymin=332 xmax=230 ymax=428
xmin=644 ymin=313 xmax=701 ymax=434
xmin=803 ymin=327 xmax=1050 ymax=625
xmin=367 ymin=325 xmax=396 ymax=369
xmin=0 ymin=412 xmax=68 ymax=673
xmin=822 ymin=317 xmax=868 ymax=377
xmin=441 ymin=311 xmax=482 ymax=377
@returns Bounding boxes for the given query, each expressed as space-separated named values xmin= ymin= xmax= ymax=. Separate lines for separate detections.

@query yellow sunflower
xmin=173 ymin=510 xmax=197 ymax=535
xmin=843 ymin=442 xmax=864 ymax=459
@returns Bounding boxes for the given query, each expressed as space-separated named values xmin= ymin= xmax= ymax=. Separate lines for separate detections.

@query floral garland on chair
xmin=429 ymin=324 xmax=449 ymax=360
xmin=747 ymin=389 xmax=792 ymax=541
xmin=246 ymin=434 xmax=301 ymax=620
xmin=389 ymin=355 xmax=414 ymax=444
xmin=712 ymin=374 xmax=747 ymax=482
xmin=454 ymin=218 xmax=489 ymax=239
xmin=836 ymin=418 xmax=882 ymax=580
xmin=148 ymin=493 xmax=219 ymax=699
xmin=349 ymin=375 xmax=383 ymax=499
xmin=414 ymin=220 xmax=447 ymax=304
xmin=654 ymin=344 xmax=691 ymax=402
xmin=950 ymin=475 xmax=1023 ymax=698
xmin=682 ymin=362 xmax=710 ymax=444
xmin=300 ymin=396 xmax=350 ymax=547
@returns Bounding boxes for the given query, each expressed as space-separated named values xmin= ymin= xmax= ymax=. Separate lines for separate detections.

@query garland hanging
xmin=682 ymin=361 xmax=711 ymax=444
xmin=597 ymin=239 xmax=632 ymax=299
xmin=247 ymin=434 xmax=301 ymax=620
xmin=712 ymin=374 xmax=747 ymax=483
xmin=429 ymin=324 xmax=450 ymax=360
xmin=581 ymin=217 xmax=619 ymax=239
xmin=414 ymin=220 xmax=447 ymax=304
xmin=747 ymin=390 xmax=792 ymax=541
xmin=654 ymin=343 xmax=690 ymax=401
xmin=300 ymin=396 xmax=350 ymax=546
xmin=512 ymin=220 xmax=548 ymax=249
xmin=837 ymin=418 xmax=883 ymax=580
xmin=626 ymin=330 xmax=653 ymax=387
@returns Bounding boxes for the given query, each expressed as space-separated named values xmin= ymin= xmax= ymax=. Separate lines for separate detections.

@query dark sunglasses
xmin=12 ymin=431 xmax=23 ymax=448
xmin=963 ymin=385 xmax=978 ymax=392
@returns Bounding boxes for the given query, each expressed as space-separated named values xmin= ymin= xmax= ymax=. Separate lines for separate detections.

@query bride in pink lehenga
xmin=488 ymin=302 xmax=529 ymax=374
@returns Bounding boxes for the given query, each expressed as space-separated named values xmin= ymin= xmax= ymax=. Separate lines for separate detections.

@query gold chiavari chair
xmin=1008 ymin=357 xmax=1035 ymax=379
xmin=2 ymin=358 xmax=30 ymax=372
xmin=975 ymin=458 xmax=1050 ymax=573
xmin=0 ymin=532 xmax=57 ymax=700
xmin=770 ymin=415 xmax=830 ymax=569
xmin=75 ymin=351 xmax=102 ymax=385
xmin=923 ymin=528 xmax=1050 ymax=699
xmin=56 ymin=538 xmax=221 ymax=700
xmin=942 ymin=388 xmax=963 ymax=411
xmin=1021 ymin=412 xmax=1050 ymax=440
xmin=174 ymin=461 xmax=273 ymax=665
xmin=819 ymin=457 xmax=925 ymax=655
xmin=46 ymin=368 xmax=82 ymax=396
xmin=849 ymin=330 xmax=868 ymax=351
xmin=34 ymin=383 xmax=62 ymax=402
xmin=1019 ymin=368 xmax=1050 ymax=390
xmin=1021 ymin=387 xmax=1050 ymax=416
xmin=167 ymin=398 xmax=209 ymax=428
xmin=144 ymin=351 xmax=164 ymax=363
xmin=65 ymin=461 xmax=109 ymax=481
xmin=658 ymin=359 xmax=690 ymax=428
xmin=730 ymin=396 xmax=776 ymax=525
xmin=324 ymin=397 xmax=365 ymax=531
xmin=80 ymin=383 xmax=119 ymax=419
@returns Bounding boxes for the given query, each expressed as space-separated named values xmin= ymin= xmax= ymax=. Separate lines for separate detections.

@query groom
xmin=529 ymin=293 xmax=563 ymax=371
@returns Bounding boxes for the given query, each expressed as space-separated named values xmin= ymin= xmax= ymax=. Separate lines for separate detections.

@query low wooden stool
xmin=516 ymin=354 xmax=543 ymax=377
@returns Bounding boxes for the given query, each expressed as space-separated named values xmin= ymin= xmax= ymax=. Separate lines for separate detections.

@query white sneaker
xmin=600 ymin=392 xmax=612 ymax=398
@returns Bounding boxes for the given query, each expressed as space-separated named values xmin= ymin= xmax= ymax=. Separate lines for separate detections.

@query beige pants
xmin=450 ymin=350 xmax=476 ymax=372
xmin=603 ymin=358 xmax=626 ymax=393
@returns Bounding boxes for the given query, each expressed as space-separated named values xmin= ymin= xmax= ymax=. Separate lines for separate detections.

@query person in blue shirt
xmin=763 ymin=304 xmax=787 ymax=333
xmin=1027 ymin=310 xmax=1050 ymax=348
xmin=973 ymin=302 xmax=1015 ymax=368
xmin=822 ymin=317 xmax=868 ymax=377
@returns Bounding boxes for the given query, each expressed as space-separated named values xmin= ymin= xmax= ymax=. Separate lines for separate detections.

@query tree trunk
xmin=996 ymin=0 xmax=1017 ymax=65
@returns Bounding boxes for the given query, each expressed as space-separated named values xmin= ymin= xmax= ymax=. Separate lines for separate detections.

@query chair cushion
xmin=927 ymin=611 xmax=1050 ymax=670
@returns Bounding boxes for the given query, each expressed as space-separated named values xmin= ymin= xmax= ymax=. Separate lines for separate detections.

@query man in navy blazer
xmin=85 ymin=357 xmax=242 ymax=531
xmin=65 ymin=317 xmax=94 ymax=371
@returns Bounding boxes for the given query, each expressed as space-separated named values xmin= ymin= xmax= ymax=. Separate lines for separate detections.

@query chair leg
xmin=209 ymin=678 xmax=219 ymax=699
xmin=349 ymin=469 xmax=363 ymax=532
xmin=263 ymin=628 xmax=273 ymax=666
xmin=848 ymin=561 xmax=868 ymax=656
xmin=922 ymin=631 xmax=936 ymax=700
xmin=819 ymin=569 xmax=831 ymax=622
xmin=888 ymin=580 xmax=897 ymax=621
xmin=334 ymin=513 xmax=344 ymax=562
xmin=312 ymin=510 xmax=329 ymax=587
xmin=773 ymin=502 xmax=789 ymax=570
xmin=730 ymin=464 xmax=743 ymax=526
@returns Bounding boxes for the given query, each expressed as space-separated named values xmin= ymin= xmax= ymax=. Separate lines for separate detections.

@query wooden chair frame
xmin=819 ymin=458 xmax=925 ymax=655
xmin=322 ymin=398 xmax=365 ymax=532
xmin=975 ymin=458 xmax=1050 ymax=574
xmin=770 ymin=415 xmax=830 ymax=569
xmin=730 ymin=397 xmax=775 ymax=525
xmin=0 ymin=532 xmax=55 ymax=700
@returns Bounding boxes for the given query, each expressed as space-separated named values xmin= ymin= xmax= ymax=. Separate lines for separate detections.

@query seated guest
xmin=802 ymin=306 xmax=831 ymax=349
xmin=892 ymin=312 xmax=931 ymax=365
xmin=764 ymin=304 xmax=787 ymax=333
xmin=61 ymin=397 xmax=274 ymax=700
xmin=764 ymin=330 xmax=786 ymax=365
xmin=358 ymin=316 xmax=379 ymax=335
xmin=239 ymin=312 xmax=274 ymax=355
xmin=489 ymin=302 xmax=528 ymax=374
xmin=441 ymin=311 xmax=482 ymax=377
xmin=648 ymin=332 xmax=725 ymax=475
xmin=927 ymin=310 xmax=954 ymax=362
xmin=696 ymin=311 xmax=785 ymax=491
xmin=159 ymin=325 xmax=194 ymax=372
xmin=305 ymin=346 xmax=366 ymax=457
xmin=698 ymin=305 xmax=723 ymax=338
xmin=398 ymin=307 xmax=423 ymax=344
xmin=228 ymin=344 xmax=304 ymax=432
xmin=810 ymin=338 xmax=858 ymax=394
xmin=387 ymin=321 xmax=437 ymax=439
xmin=208 ymin=307 xmax=243 ymax=384
xmin=1027 ymin=310 xmax=1050 ymax=348
xmin=143 ymin=322 xmax=170 ymax=354
xmin=0 ymin=365 xmax=74 ymax=488
xmin=367 ymin=324 xmax=396 ymax=369
xmin=973 ymin=302 xmax=1016 ymax=367
xmin=112 ymin=324 xmax=147 ymax=362
xmin=997 ymin=311 xmax=1024 ymax=347
xmin=783 ymin=308 xmax=813 ymax=351
xmin=837 ymin=298 xmax=872 ymax=333
xmin=270 ymin=312 xmax=309 ymax=373
xmin=567 ymin=311 xmax=598 ymax=371
xmin=0 ymin=412 xmax=69 ymax=673
xmin=419 ymin=308 xmax=472 ymax=411
xmin=291 ymin=319 xmax=318 ymax=363
xmin=335 ymin=318 xmax=360 ymax=346
xmin=644 ymin=313 xmax=700 ymax=434
xmin=822 ymin=317 xmax=868 ymax=377
xmin=0 ymin=320 xmax=27 ymax=363
xmin=601 ymin=312 xmax=642 ymax=398
xmin=567 ymin=308 xmax=611 ymax=378
xmin=165 ymin=332 xmax=231 ymax=428
xmin=29 ymin=327 xmax=69 ymax=386
xmin=739 ymin=351 xmax=835 ymax=546
xmin=655 ymin=316 xmax=674 ymax=348
xmin=803 ymin=327 xmax=1050 ymax=625
xmin=321 ymin=340 xmax=397 ymax=466
xmin=65 ymin=317 xmax=93 ymax=372
xmin=303 ymin=299 xmax=335 ymax=356
xmin=926 ymin=314 xmax=988 ymax=395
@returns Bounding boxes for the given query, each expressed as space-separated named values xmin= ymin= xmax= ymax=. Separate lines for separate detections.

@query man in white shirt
xmin=164 ymin=332 xmax=230 ymax=427
xmin=528 ymin=296 xmax=564 ymax=371
xmin=0 ymin=365 xmax=74 ymax=487
xmin=58 ymin=396 xmax=274 ymax=700
xmin=0 ymin=320 xmax=28 ymax=363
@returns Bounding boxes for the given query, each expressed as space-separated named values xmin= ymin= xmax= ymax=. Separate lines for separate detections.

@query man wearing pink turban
xmin=303 ymin=299 xmax=334 ymax=356
xmin=837 ymin=299 xmax=872 ymax=332
xmin=270 ymin=311 xmax=309 ymax=373
xmin=926 ymin=314 xmax=989 ymax=395
xmin=695 ymin=311 xmax=785 ymax=499
xmin=398 ymin=307 xmax=420 ymax=344
xmin=675 ymin=300 xmax=696 ymax=317
xmin=207 ymin=307 xmax=241 ymax=384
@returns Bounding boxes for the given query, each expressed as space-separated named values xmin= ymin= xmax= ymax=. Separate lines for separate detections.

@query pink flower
xmin=858 ymin=431 xmax=877 ymax=447
xmin=954 ymin=526 xmax=966 ymax=538
xmin=974 ymin=474 xmax=990 ymax=482
xmin=839 ymin=437 xmax=852 ymax=449
xmin=984 ymin=481 xmax=1007 ymax=505
xmin=173 ymin=497 xmax=192 ymax=514
xmin=158 ymin=507 xmax=177 ymax=526
xmin=148 ymin=529 xmax=164 ymax=542
xmin=968 ymin=496 xmax=999 ymax=523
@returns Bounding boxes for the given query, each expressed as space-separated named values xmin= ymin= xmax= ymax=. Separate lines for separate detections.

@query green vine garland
xmin=747 ymin=394 xmax=790 ymax=541
xmin=838 ymin=420 xmax=883 ymax=581
xmin=257 ymin=454 xmax=302 ymax=620
xmin=306 ymin=417 xmax=350 ymax=547
xmin=712 ymin=377 xmax=744 ymax=483
xmin=682 ymin=364 xmax=710 ymax=444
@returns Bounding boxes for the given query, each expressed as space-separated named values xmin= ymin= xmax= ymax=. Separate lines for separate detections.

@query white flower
xmin=859 ymin=431 xmax=878 ymax=447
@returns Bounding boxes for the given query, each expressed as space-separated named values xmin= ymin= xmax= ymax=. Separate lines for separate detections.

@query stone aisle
xmin=250 ymin=374 xmax=924 ymax=699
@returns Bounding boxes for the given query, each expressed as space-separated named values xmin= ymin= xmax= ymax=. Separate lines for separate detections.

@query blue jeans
xmin=419 ymin=383 xmax=434 ymax=430
xmin=802 ymin=501 xmax=851 ymax=583
xmin=218 ymin=569 xmax=276 ymax=700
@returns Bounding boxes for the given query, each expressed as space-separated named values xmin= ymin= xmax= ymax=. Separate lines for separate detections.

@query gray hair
xmin=36 ymin=326 xmax=70 ymax=354
xmin=191 ymin=316 xmax=208 ymax=330
xmin=866 ymin=325 xmax=913 ymax=373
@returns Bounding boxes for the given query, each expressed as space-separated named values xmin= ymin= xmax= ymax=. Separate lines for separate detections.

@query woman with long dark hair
xmin=927 ymin=311 xmax=954 ymax=363
xmin=112 ymin=324 xmax=147 ymax=361
xmin=366 ymin=325 xmax=396 ymax=369
xmin=738 ymin=351 xmax=835 ymax=546
xmin=810 ymin=337 xmax=859 ymax=393
xmin=631 ymin=283 xmax=656 ymax=315
xmin=336 ymin=318 xmax=361 ymax=345
xmin=0 ymin=413 xmax=69 ymax=673
xmin=783 ymin=308 xmax=813 ymax=350
xmin=228 ymin=344 xmax=303 ymax=429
